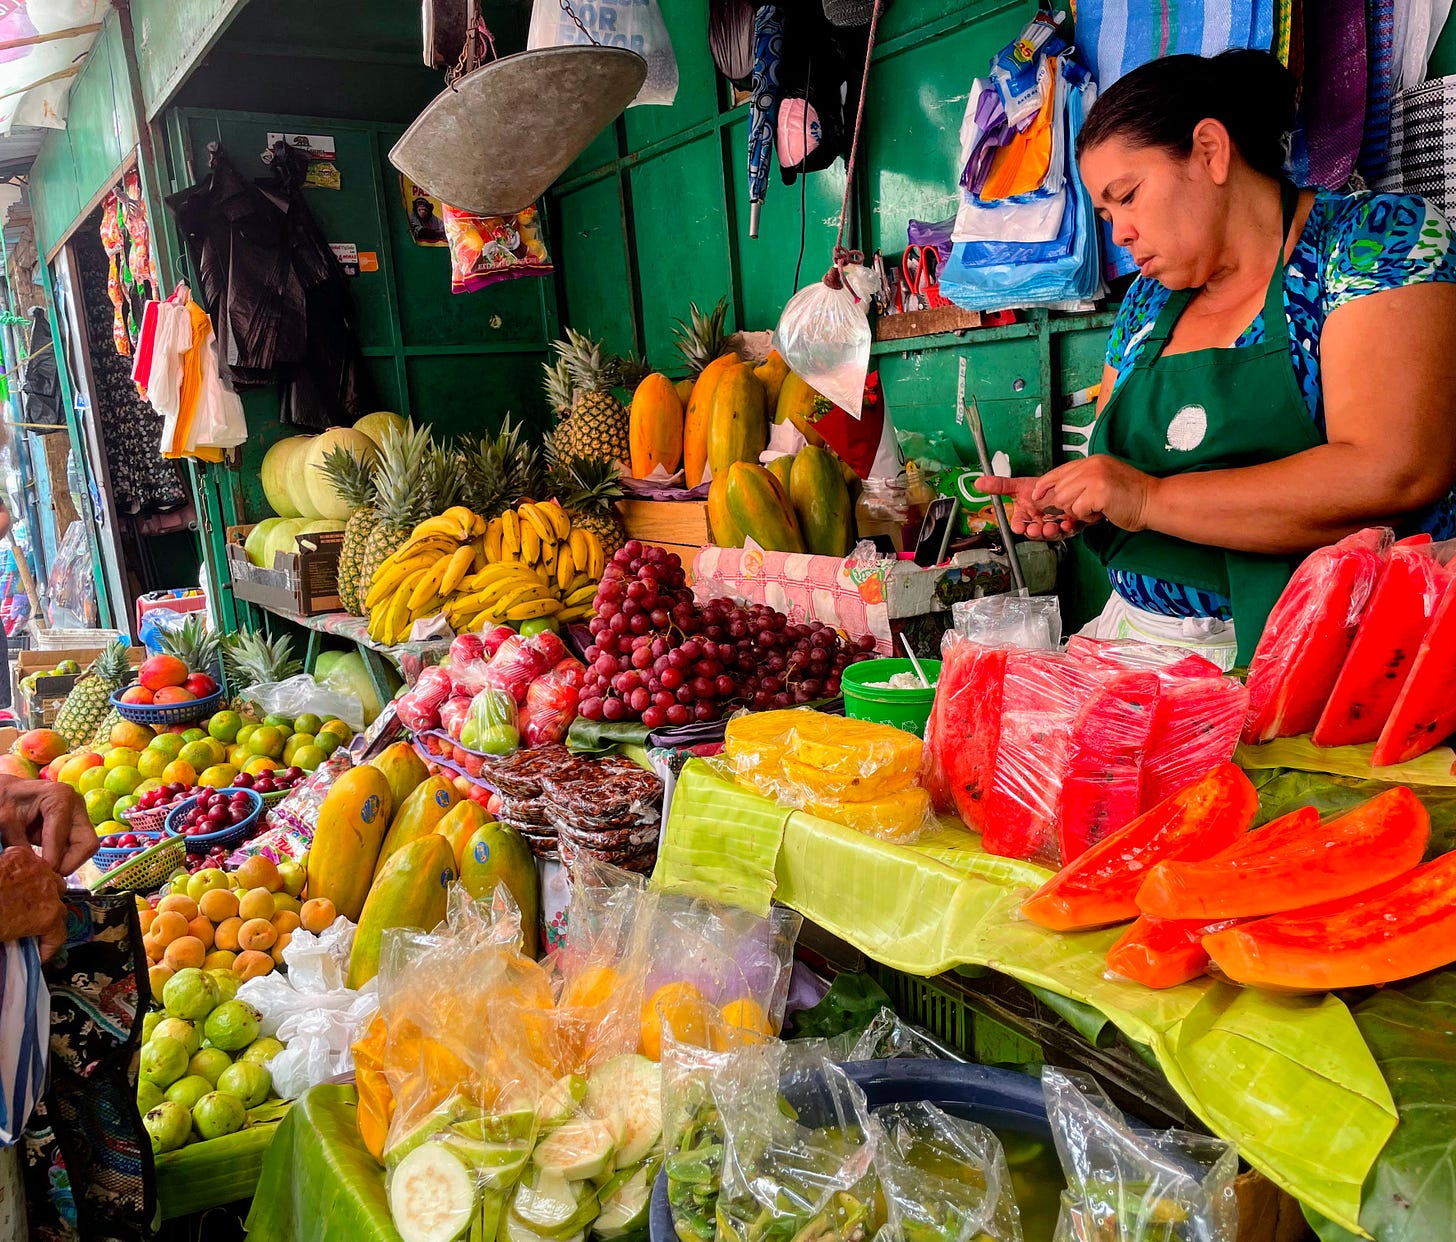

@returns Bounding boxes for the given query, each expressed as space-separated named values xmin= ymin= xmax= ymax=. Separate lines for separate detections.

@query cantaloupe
xmin=353 ymin=411 xmax=407 ymax=451
xmin=302 ymin=429 xmax=380 ymax=520
xmin=261 ymin=437 xmax=311 ymax=518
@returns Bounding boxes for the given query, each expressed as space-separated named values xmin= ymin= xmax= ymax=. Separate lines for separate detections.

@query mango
xmin=308 ymin=766 xmax=394 ymax=922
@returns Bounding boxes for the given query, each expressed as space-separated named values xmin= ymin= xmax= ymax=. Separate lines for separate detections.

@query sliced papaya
xmin=1202 ymin=848 xmax=1456 ymax=990
xmin=1373 ymin=576 xmax=1456 ymax=766
xmin=1020 ymin=763 xmax=1257 ymax=932
xmin=1105 ymin=915 xmax=1245 ymax=989
xmin=1137 ymin=789 xmax=1429 ymax=920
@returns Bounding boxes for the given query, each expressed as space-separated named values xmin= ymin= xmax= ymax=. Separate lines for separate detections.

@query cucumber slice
xmin=469 ymin=1188 xmax=506 ymax=1242
xmin=592 ymin=1159 xmax=659 ymax=1240
xmin=501 ymin=1214 xmax=584 ymax=1242
xmin=536 ymin=1075 xmax=589 ymax=1129
xmin=584 ymin=1055 xmax=662 ymax=1169
xmin=388 ymin=1143 xmax=477 ymax=1242
xmin=533 ymin=1118 xmax=616 ymax=1181
xmin=511 ymin=1171 xmax=599 ymax=1237
xmin=456 ymin=1107 xmax=538 ymax=1145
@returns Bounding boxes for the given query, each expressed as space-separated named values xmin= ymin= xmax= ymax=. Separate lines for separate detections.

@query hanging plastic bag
xmin=442 ymin=204 xmax=553 ymax=293
xmin=952 ymin=594 xmax=1063 ymax=649
xmin=241 ymin=673 xmax=365 ymax=732
xmin=45 ymin=520 xmax=98 ymax=628
xmin=772 ymin=276 xmax=872 ymax=419
xmin=527 ymin=0 xmax=679 ymax=107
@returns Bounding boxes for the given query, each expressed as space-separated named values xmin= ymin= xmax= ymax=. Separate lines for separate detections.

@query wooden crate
xmin=616 ymin=499 xmax=710 ymax=564
xmin=17 ymin=646 xmax=144 ymax=728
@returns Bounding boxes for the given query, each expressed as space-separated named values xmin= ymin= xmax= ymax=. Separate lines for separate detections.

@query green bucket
xmin=839 ymin=657 xmax=941 ymax=737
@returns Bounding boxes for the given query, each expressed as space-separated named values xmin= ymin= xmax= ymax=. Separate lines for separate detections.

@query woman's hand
xmin=0 ymin=846 xmax=67 ymax=960
xmin=0 ymin=777 xmax=98 ymax=875
xmin=978 ymin=456 xmax=1157 ymax=540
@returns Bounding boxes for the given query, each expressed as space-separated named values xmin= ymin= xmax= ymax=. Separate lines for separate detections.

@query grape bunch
xmin=578 ymin=541 xmax=877 ymax=728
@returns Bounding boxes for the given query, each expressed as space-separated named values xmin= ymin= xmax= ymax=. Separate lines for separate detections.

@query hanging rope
xmin=825 ymin=0 xmax=885 ymax=290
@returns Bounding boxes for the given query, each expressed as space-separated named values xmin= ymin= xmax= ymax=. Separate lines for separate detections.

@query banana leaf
xmin=566 ymin=717 xmax=650 ymax=755
xmin=1236 ymin=738 xmax=1456 ymax=787
xmin=656 ymin=759 xmax=1396 ymax=1233
xmin=1246 ymin=767 xmax=1456 ymax=858
xmin=787 ymin=972 xmax=894 ymax=1040
xmin=155 ymin=1098 xmax=293 ymax=1220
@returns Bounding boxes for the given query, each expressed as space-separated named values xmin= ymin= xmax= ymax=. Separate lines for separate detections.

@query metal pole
xmin=957 ymin=356 xmax=1028 ymax=597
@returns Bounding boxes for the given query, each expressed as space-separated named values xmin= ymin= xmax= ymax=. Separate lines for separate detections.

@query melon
xmin=261 ymin=518 xmax=310 ymax=568
xmin=302 ymin=429 xmax=380 ymax=520
xmin=244 ymin=518 xmax=282 ymax=567
xmin=261 ymin=436 xmax=310 ymax=518
xmin=353 ymin=411 xmax=407 ymax=450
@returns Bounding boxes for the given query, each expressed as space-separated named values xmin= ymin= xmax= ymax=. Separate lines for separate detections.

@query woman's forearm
xmin=1142 ymin=442 xmax=1442 ymax=554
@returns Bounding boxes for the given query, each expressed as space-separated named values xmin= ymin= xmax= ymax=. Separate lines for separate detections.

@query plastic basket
xmin=90 ymin=833 xmax=186 ymax=893
xmin=110 ymin=686 xmax=223 ymax=727
xmin=165 ymin=788 xmax=263 ymax=854
xmin=838 ymin=658 xmax=941 ymax=738
xmin=122 ymin=795 xmax=195 ymax=835
xmin=32 ymin=627 xmax=124 ymax=651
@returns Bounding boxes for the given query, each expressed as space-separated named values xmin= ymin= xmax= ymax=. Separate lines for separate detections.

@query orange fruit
xmin=238 ymin=888 xmax=275 ymax=922
xmin=157 ymin=894 xmax=199 ymax=921
xmin=563 ymin=964 xmax=622 ymax=1010
xmin=640 ymin=981 xmax=710 ymax=1061
xmin=271 ymin=910 xmax=300 ymax=936
xmin=214 ymin=916 xmax=243 ymax=952
xmin=712 ymin=998 xmax=774 ymax=1050
xmin=161 ymin=759 xmax=197 ymax=787
xmin=198 ymin=888 xmax=239 ymax=923
xmin=299 ymin=898 xmax=336 ymax=934
xmin=242 ymin=755 xmax=280 ymax=776
xmin=138 ymin=907 xmax=156 ymax=935
xmin=148 ymin=963 xmax=174 ymax=995
xmin=235 ymin=950 xmax=274 ymax=981
xmin=238 ymin=918 xmax=277 ymax=952
xmin=203 ymin=950 xmax=237 ymax=971
xmin=150 ymin=910 xmax=189 ymax=947
xmin=271 ymin=931 xmax=293 ymax=965
xmin=163 ymin=936 xmax=206 ymax=971
xmin=235 ymin=856 xmax=282 ymax=894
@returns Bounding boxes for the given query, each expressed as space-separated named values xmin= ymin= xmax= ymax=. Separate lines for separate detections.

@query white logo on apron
xmin=1166 ymin=404 xmax=1208 ymax=452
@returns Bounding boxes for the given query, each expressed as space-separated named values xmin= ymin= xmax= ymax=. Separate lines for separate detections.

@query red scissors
xmin=898 ymin=244 xmax=951 ymax=312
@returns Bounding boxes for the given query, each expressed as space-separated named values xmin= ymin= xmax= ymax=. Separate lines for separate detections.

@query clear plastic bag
xmin=241 ymin=672 xmax=365 ymax=732
xmin=482 ymin=634 xmax=554 ymax=704
xmin=772 ymin=279 xmax=871 ymax=419
xmin=827 ymin=1007 xmax=940 ymax=1063
xmin=521 ymin=667 xmax=580 ymax=747
xmin=661 ymin=1036 xmax=732 ymax=1242
xmin=230 ymin=753 xmax=353 ymax=864
xmin=1043 ymin=1067 xmax=1238 ymax=1242
xmin=461 ymin=687 xmax=520 ymax=755
xmin=395 ymin=664 xmax=453 ymax=732
xmin=527 ymin=0 xmax=679 ymax=107
xmin=45 ymin=520 xmax=98 ymax=628
xmin=873 ymin=1099 xmax=1024 ymax=1242
xmin=952 ymin=594 xmax=1063 ymax=649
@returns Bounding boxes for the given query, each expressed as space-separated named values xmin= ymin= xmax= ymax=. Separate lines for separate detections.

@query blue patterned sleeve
xmin=1324 ymin=192 xmax=1456 ymax=312
xmin=1104 ymin=276 xmax=1162 ymax=383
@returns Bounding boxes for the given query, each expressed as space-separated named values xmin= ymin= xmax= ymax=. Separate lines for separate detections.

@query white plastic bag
xmin=527 ymin=0 xmax=678 ymax=107
xmin=241 ymin=672 xmax=364 ymax=731
xmin=952 ymin=595 xmax=1063 ymax=649
xmin=772 ymin=278 xmax=871 ymax=419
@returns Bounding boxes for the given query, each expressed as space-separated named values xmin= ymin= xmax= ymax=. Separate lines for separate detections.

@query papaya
xmin=766 ymin=454 xmax=795 ymax=496
xmin=707 ymin=471 xmax=744 ymax=547
xmin=308 ymin=766 xmax=394 ymax=922
xmin=723 ymin=462 xmax=806 ymax=553
xmin=775 ymin=370 xmax=829 ymax=447
xmin=788 ymin=445 xmax=854 ymax=558
xmin=1104 ymin=915 xmax=1245 ymax=989
xmin=434 ymin=800 xmax=491 ymax=870
xmin=683 ymin=352 xmax=741 ymax=487
xmin=839 ymin=457 xmax=864 ymax=505
xmin=352 ymin=1011 xmax=393 ymax=1162
xmin=706 ymin=363 xmax=768 ymax=477
xmin=674 ymin=376 xmax=696 ymax=409
xmin=459 ymin=822 xmax=540 ymax=958
xmin=347 ymin=834 xmax=457 ymax=989
xmin=368 ymin=742 xmax=429 ymax=818
xmin=753 ymin=350 xmax=791 ymax=409
xmin=628 ymin=372 xmax=684 ymax=478
xmin=376 ymin=776 xmax=461 ymax=873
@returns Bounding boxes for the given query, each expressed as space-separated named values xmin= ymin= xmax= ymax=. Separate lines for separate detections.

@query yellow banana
xmin=542 ymin=501 xmax=572 ymax=541
xmin=565 ymin=582 xmax=599 ymax=607
xmin=556 ymin=603 xmax=595 ymax=623
xmin=463 ymin=563 xmax=537 ymax=592
xmin=439 ymin=545 xmax=476 ymax=596
xmin=366 ymin=557 xmax=430 ymax=610
xmin=556 ymin=546 xmax=576 ymax=591
xmin=568 ymin=573 xmax=595 ymax=595
xmin=541 ymin=537 xmax=558 ymax=576
xmin=484 ymin=518 xmax=504 ymax=562
xmin=407 ymin=558 xmax=450 ymax=611
xmin=469 ymin=512 xmax=487 ymax=538
xmin=519 ymin=503 xmax=554 ymax=545
xmin=471 ymin=540 xmax=489 ymax=574
xmin=568 ymin=530 xmax=591 ymax=573
xmin=494 ymin=582 xmax=553 ymax=613
xmin=384 ymin=580 xmax=416 ymax=646
xmin=409 ymin=515 xmax=462 ymax=542
xmin=439 ymin=506 xmax=475 ymax=539
xmin=583 ymin=531 xmax=605 ymax=578
xmin=520 ymin=522 xmax=541 ymax=566
xmin=535 ymin=564 xmax=554 ymax=588
xmin=501 ymin=509 xmax=521 ymax=559
xmin=506 ymin=597 xmax=564 ymax=621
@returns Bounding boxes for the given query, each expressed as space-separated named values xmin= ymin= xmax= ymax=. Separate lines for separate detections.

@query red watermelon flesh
xmin=1057 ymin=671 xmax=1160 ymax=863
xmin=1242 ymin=528 xmax=1392 ymax=745
xmin=1067 ymin=635 xmax=1224 ymax=679
xmin=1314 ymin=539 xmax=1452 ymax=748
xmin=1143 ymin=675 xmax=1250 ymax=808
xmin=1373 ymin=580 xmax=1456 ymax=766
xmin=926 ymin=642 xmax=1007 ymax=831
xmin=982 ymin=652 xmax=1100 ymax=866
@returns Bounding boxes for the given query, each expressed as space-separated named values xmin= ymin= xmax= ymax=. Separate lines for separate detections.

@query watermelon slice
xmin=1313 ymin=537 xmax=1451 ymax=748
xmin=1056 ymin=671 xmax=1159 ymax=863
xmin=1374 ymin=579 xmax=1456 ymax=765
xmin=1141 ymin=676 xmax=1249 ymax=809
xmin=1066 ymin=635 xmax=1224 ymax=679
xmin=1242 ymin=528 xmax=1392 ymax=744
xmin=1105 ymin=915 xmax=1246 ymax=989
xmin=934 ymin=643 xmax=1007 ymax=832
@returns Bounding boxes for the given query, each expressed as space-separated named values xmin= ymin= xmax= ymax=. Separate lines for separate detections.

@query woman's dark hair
xmin=1077 ymin=49 xmax=1297 ymax=178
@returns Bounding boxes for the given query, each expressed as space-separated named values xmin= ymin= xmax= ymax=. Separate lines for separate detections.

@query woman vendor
xmin=981 ymin=50 xmax=1456 ymax=669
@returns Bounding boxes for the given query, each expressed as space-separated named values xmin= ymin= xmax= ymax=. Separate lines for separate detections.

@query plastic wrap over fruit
xmin=461 ymin=688 xmax=520 ymax=755
xmin=952 ymin=594 xmax=1063 ymax=649
xmin=396 ymin=665 xmax=453 ymax=732
xmin=482 ymin=635 xmax=553 ymax=705
xmin=520 ymin=669 xmax=580 ymax=747
xmin=439 ymin=694 xmax=472 ymax=740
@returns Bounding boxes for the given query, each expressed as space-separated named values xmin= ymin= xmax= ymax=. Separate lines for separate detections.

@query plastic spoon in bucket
xmin=900 ymin=634 xmax=930 ymax=687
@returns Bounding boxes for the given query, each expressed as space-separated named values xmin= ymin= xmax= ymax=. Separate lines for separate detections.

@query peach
xmin=213 ymin=916 xmax=243 ymax=952
xmin=237 ymin=888 xmax=275 ymax=922
xmin=163 ymin=936 xmax=206 ymax=972
xmin=203 ymin=950 xmax=237 ymax=971
xmin=198 ymin=888 xmax=239 ymax=923
xmin=148 ymin=963 xmax=174 ymax=995
xmin=299 ymin=898 xmax=336 ymax=934
xmin=186 ymin=916 xmax=215 ymax=950
xmin=234 ymin=950 xmax=274 ymax=981
xmin=271 ymin=932 xmax=292 ymax=965
xmin=138 ymin=908 xmax=156 ymax=935
xmin=150 ymin=910 xmax=188 ymax=947
xmin=270 ymin=910 xmax=300 ymax=936
xmin=237 ymin=918 xmax=277 ymax=952
xmin=157 ymin=894 xmax=199 ymax=921
xmin=235 ymin=856 xmax=282 ymax=893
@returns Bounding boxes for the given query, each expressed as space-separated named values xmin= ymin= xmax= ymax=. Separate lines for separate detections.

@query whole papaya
xmin=724 ymin=462 xmax=806 ymax=553
xmin=309 ymin=766 xmax=395 ymax=922
xmin=347 ymin=834 xmax=457 ymax=989
xmin=683 ymin=352 xmax=741 ymax=487
xmin=376 ymin=776 xmax=461 ymax=873
xmin=705 ymin=363 xmax=768 ymax=476
xmin=458 ymin=822 xmax=540 ymax=958
xmin=707 ymin=471 xmax=745 ymax=547
xmin=789 ymin=445 xmax=855 ymax=557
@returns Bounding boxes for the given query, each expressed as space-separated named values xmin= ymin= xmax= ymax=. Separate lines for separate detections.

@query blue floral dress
xmin=1102 ymin=188 xmax=1456 ymax=618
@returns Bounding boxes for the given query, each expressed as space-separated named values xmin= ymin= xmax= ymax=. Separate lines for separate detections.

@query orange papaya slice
xmin=1105 ymin=915 xmax=1245 ymax=989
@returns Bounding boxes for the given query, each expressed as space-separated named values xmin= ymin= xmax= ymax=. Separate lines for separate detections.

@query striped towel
xmin=1290 ymin=0 xmax=1368 ymax=187
xmin=1360 ymin=0 xmax=1397 ymax=180
xmin=0 ymin=938 xmax=48 ymax=1146
xmin=1073 ymin=0 xmax=1277 ymax=88
xmin=1376 ymin=73 xmax=1456 ymax=218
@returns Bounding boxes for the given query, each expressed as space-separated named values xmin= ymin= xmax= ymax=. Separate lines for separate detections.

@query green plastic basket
xmin=839 ymin=657 xmax=941 ymax=737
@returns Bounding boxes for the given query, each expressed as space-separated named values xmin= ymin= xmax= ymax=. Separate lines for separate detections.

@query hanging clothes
xmin=136 ymin=284 xmax=244 ymax=462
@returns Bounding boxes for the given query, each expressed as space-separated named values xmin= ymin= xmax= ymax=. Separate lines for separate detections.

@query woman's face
xmin=1079 ymin=134 xmax=1229 ymax=289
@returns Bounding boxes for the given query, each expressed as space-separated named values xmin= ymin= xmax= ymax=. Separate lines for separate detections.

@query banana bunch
xmin=365 ymin=507 xmax=489 ymax=645
xmin=482 ymin=501 xmax=604 ymax=627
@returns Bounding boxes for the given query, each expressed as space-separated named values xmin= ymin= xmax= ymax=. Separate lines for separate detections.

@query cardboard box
xmin=225 ymin=525 xmax=344 ymax=617
xmin=617 ymin=498 xmax=709 ymax=565
xmin=17 ymin=646 xmax=145 ymax=729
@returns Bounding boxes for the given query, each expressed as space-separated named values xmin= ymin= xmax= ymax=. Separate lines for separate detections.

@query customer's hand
xmin=0 ymin=777 xmax=98 ymax=875
xmin=0 ymin=845 xmax=67 ymax=959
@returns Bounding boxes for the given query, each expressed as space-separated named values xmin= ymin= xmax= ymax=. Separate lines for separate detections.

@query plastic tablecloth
xmin=653 ymin=759 xmax=1395 ymax=1236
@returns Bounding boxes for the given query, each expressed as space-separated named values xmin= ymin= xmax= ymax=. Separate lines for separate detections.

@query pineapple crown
xmin=93 ymin=639 xmax=132 ymax=684
xmin=553 ymin=328 xmax=618 ymax=395
xmin=612 ymin=351 xmax=651 ymax=394
xmin=459 ymin=416 xmax=545 ymax=519
xmin=672 ymin=297 xmax=730 ymax=376
xmin=550 ymin=451 xmax=625 ymax=514
xmin=157 ymin=614 xmax=221 ymax=674
xmin=372 ymin=421 xmax=447 ymax=526
xmin=317 ymin=445 xmax=377 ymax=510
xmin=221 ymin=630 xmax=303 ymax=692
xmin=542 ymin=358 xmax=575 ymax=419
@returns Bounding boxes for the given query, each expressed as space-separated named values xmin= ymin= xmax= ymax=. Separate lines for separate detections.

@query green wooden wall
xmin=131 ymin=0 xmax=248 ymax=118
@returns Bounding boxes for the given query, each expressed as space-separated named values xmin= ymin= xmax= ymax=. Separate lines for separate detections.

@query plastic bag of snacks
xmin=227 ymin=753 xmax=352 ymax=865
xmin=1044 ymin=1066 xmax=1237 ymax=1242
xmin=442 ymin=204 xmax=553 ymax=294
xmin=462 ymin=688 xmax=520 ymax=755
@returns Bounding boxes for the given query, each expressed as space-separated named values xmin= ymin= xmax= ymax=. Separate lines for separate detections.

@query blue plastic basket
xmin=110 ymin=686 xmax=223 ymax=727
xmin=94 ymin=832 xmax=169 ymax=872
xmin=649 ymin=1059 xmax=1059 ymax=1242
xmin=164 ymin=787 xmax=263 ymax=854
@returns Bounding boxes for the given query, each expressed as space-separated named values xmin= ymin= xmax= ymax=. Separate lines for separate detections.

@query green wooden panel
xmin=132 ymin=0 xmax=247 ymax=117
xmin=405 ymin=353 xmax=551 ymax=443
xmin=623 ymin=0 xmax=718 ymax=151
xmin=629 ymin=135 xmax=735 ymax=363
xmin=552 ymin=177 xmax=635 ymax=356
xmin=29 ymin=134 xmax=79 ymax=257
xmin=64 ymin=24 xmax=126 ymax=207
xmin=878 ymin=0 xmax=1030 ymax=44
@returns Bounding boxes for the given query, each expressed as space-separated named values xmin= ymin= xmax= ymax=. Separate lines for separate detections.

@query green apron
xmin=1084 ymin=181 xmax=1321 ymax=665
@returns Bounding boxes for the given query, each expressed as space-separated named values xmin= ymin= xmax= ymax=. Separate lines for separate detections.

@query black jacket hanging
xmin=20 ymin=307 xmax=63 ymax=430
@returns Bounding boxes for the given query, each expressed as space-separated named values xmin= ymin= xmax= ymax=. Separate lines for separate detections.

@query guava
xmin=141 ymin=1011 xmax=164 ymax=1043
xmin=240 ymin=1036 xmax=285 ymax=1067
xmin=191 ymin=1090 xmax=248 ymax=1141
xmin=152 ymin=1017 xmax=201 ymax=1057
xmin=207 ymin=969 xmax=241 ymax=1003
xmin=144 ymin=1100 xmax=192 ymax=1154
xmin=188 ymin=1047 xmax=233 ymax=1087
xmin=203 ymin=1000 xmax=261 ymax=1052
xmin=164 ymin=1075 xmax=214 ymax=1111
xmin=218 ymin=1061 xmax=271 ymax=1108
xmin=140 ymin=1035 xmax=189 ymax=1088
xmin=137 ymin=1080 xmax=163 ymax=1114
xmin=162 ymin=968 xmax=221 ymax=1022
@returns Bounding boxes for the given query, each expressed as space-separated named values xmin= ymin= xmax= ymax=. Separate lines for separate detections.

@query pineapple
xmin=552 ymin=329 xmax=631 ymax=467
xmin=317 ymin=445 xmax=378 ymax=614
xmin=357 ymin=422 xmax=445 ymax=601
xmin=552 ymin=452 xmax=628 ymax=559
xmin=221 ymin=630 xmax=303 ymax=710
xmin=673 ymin=297 xmax=730 ymax=377
xmin=157 ymin=613 xmax=221 ymax=678
xmin=54 ymin=640 xmax=131 ymax=750
xmin=460 ymin=415 xmax=545 ymax=520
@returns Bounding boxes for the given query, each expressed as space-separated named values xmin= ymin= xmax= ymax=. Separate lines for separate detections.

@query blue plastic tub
xmin=111 ymin=685 xmax=223 ymax=727
xmin=649 ymin=1058 xmax=1059 ymax=1241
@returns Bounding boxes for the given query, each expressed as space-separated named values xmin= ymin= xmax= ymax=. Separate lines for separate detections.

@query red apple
xmin=183 ymin=672 xmax=218 ymax=697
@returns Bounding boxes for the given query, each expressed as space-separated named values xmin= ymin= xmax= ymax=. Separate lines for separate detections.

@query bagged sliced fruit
xmin=724 ymin=708 xmax=922 ymax=806
xmin=1373 ymin=564 xmax=1456 ymax=766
